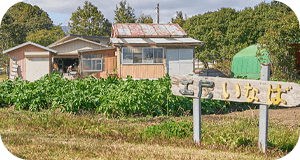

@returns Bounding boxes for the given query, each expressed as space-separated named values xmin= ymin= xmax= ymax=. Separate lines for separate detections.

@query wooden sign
xmin=171 ymin=75 xmax=300 ymax=107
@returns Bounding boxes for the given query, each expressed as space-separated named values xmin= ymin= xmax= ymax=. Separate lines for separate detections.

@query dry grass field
xmin=0 ymin=107 xmax=299 ymax=159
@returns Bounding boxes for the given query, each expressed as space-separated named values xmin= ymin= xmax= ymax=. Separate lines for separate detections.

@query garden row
xmin=1 ymin=72 xmax=292 ymax=117
xmin=0 ymin=73 xmax=236 ymax=117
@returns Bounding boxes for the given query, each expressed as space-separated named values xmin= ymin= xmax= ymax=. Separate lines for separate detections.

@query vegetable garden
xmin=0 ymin=73 xmax=185 ymax=116
xmin=0 ymin=72 xmax=238 ymax=117
xmin=1 ymin=72 xmax=298 ymax=117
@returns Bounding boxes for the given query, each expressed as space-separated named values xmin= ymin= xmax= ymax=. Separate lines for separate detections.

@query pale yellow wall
xmin=50 ymin=40 xmax=101 ymax=54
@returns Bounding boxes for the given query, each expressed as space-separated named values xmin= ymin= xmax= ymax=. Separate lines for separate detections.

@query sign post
xmin=193 ymin=98 xmax=201 ymax=144
xmin=259 ymin=64 xmax=270 ymax=153
xmin=171 ymin=74 xmax=300 ymax=150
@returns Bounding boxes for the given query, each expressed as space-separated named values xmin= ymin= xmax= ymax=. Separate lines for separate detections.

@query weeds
xmin=0 ymin=109 xmax=297 ymax=159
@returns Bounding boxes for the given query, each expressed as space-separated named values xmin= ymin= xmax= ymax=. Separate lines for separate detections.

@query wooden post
xmin=259 ymin=64 xmax=270 ymax=153
xmin=193 ymin=98 xmax=201 ymax=144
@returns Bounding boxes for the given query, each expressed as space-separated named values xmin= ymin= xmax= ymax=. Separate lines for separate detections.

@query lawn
xmin=0 ymin=107 xmax=299 ymax=159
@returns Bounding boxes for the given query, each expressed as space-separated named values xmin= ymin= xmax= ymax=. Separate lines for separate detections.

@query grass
xmin=0 ymin=108 xmax=298 ymax=159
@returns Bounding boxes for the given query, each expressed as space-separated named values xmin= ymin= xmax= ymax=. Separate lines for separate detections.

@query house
xmin=110 ymin=23 xmax=203 ymax=79
xmin=4 ymin=24 xmax=203 ymax=82
xmin=4 ymin=34 xmax=116 ymax=82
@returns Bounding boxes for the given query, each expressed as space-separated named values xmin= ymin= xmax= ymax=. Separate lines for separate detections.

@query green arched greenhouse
xmin=231 ymin=45 xmax=270 ymax=79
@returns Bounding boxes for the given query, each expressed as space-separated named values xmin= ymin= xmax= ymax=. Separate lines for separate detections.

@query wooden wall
xmin=80 ymin=49 xmax=116 ymax=79
xmin=8 ymin=44 xmax=49 ymax=80
xmin=120 ymin=64 xmax=164 ymax=79
xmin=115 ymin=46 xmax=166 ymax=79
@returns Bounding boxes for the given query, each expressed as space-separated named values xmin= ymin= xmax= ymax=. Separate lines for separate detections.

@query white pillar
xmin=258 ymin=64 xmax=270 ymax=153
xmin=193 ymin=98 xmax=201 ymax=144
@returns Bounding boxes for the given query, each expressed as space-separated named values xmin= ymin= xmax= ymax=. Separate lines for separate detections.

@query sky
xmin=0 ymin=0 xmax=281 ymax=26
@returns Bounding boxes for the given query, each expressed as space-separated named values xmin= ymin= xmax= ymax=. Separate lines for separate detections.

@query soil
xmin=203 ymin=107 xmax=300 ymax=126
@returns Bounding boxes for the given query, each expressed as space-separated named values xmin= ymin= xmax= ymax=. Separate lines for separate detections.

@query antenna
xmin=156 ymin=3 xmax=159 ymax=24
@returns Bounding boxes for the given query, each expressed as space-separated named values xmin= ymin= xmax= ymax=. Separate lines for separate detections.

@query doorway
xmin=54 ymin=58 xmax=79 ymax=73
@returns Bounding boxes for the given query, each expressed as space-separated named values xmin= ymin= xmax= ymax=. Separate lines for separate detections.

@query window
xmin=143 ymin=48 xmax=153 ymax=63
xmin=123 ymin=48 xmax=133 ymax=64
xmin=154 ymin=48 xmax=163 ymax=63
xmin=122 ymin=47 xmax=164 ymax=64
xmin=82 ymin=54 xmax=103 ymax=72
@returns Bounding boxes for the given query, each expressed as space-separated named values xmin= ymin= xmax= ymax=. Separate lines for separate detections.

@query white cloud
xmin=24 ymin=0 xmax=275 ymax=24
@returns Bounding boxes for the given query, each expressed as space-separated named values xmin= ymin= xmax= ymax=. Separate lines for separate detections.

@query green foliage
xmin=26 ymin=26 xmax=65 ymax=46
xmin=0 ymin=79 xmax=13 ymax=107
xmin=0 ymin=72 xmax=259 ymax=116
xmin=0 ymin=73 xmax=194 ymax=117
xmin=137 ymin=14 xmax=153 ymax=24
xmin=143 ymin=117 xmax=299 ymax=153
xmin=0 ymin=53 xmax=9 ymax=68
xmin=114 ymin=0 xmax=136 ymax=23
xmin=171 ymin=11 xmax=187 ymax=28
xmin=183 ymin=8 xmax=238 ymax=74
xmin=257 ymin=6 xmax=300 ymax=81
xmin=3 ymin=71 xmax=294 ymax=116
xmin=144 ymin=120 xmax=193 ymax=139
xmin=0 ymin=2 xmax=54 ymax=68
xmin=68 ymin=1 xmax=112 ymax=37
xmin=0 ymin=2 xmax=53 ymax=45
xmin=183 ymin=1 xmax=299 ymax=78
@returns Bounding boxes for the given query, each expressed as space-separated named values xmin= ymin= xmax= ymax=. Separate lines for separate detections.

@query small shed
xmin=110 ymin=23 xmax=203 ymax=79
xmin=231 ymin=45 xmax=270 ymax=79
xmin=3 ymin=41 xmax=57 ymax=81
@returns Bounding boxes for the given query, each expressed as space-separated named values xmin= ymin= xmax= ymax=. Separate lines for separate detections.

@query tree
xmin=0 ymin=2 xmax=53 ymax=69
xmin=137 ymin=14 xmax=153 ymax=23
xmin=171 ymin=11 xmax=187 ymax=27
xmin=0 ymin=24 xmax=14 ymax=67
xmin=68 ymin=1 xmax=112 ymax=37
xmin=26 ymin=26 xmax=65 ymax=47
xmin=114 ymin=0 xmax=136 ymax=23
xmin=183 ymin=8 xmax=237 ymax=74
xmin=257 ymin=10 xmax=300 ymax=81
xmin=0 ymin=2 xmax=53 ymax=45
xmin=183 ymin=1 xmax=299 ymax=78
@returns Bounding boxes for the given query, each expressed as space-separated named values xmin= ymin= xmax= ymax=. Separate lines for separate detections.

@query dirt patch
xmin=203 ymin=107 xmax=300 ymax=126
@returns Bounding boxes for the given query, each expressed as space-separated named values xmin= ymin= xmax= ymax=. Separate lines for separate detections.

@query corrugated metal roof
xmin=112 ymin=23 xmax=187 ymax=38
xmin=110 ymin=38 xmax=203 ymax=46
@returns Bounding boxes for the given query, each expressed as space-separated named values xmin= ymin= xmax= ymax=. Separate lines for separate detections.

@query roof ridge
xmin=4 ymin=41 xmax=57 ymax=54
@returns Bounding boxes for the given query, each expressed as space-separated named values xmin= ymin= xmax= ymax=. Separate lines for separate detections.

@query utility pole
xmin=156 ymin=3 xmax=159 ymax=24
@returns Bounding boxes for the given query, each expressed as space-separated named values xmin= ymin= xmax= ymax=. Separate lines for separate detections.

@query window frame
xmin=81 ymin=53 xmax=103 ymax=72
xmin=121 ymin=47 xmax=164 ymax=65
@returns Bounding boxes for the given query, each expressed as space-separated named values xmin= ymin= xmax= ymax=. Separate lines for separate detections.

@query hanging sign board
xmin=171 ymin=75 xmax=300 ymax=107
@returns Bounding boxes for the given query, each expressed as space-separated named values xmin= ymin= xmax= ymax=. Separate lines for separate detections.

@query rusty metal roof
xmin=112 ymin=23 xmax=187 ymax=38
xmin=110 ymin=38 xmax=203 ymax=46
